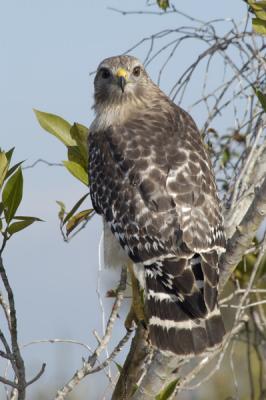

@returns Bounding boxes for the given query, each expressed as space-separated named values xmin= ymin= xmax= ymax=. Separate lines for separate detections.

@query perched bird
xmin=88 ymin=55 xmax=226 ymax=356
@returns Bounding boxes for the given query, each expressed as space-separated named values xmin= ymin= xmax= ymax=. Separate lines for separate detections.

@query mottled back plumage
xmin=89 ymin=55 xmax=226 ymax=355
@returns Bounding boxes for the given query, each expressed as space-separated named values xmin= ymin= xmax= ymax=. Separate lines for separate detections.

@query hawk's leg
xmin=125 ymin=262 xmax=146 ymax=330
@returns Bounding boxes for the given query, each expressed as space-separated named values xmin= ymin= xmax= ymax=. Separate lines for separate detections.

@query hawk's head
xmin=94 ymin=55 xmax=150 ymax=107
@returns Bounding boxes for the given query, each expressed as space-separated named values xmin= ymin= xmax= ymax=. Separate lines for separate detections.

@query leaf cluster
xmin=34 ymin=110 xmax=93 ymax=239
xmin=246 ymin=0 xmax=266 ymax=35
xmin=0 ymin=148 xmax=41 ymax=251
xmin=34 ymin=110 xmax=88 ymax=185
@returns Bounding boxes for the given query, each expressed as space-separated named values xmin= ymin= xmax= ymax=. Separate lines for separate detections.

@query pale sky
xmin=0 ymin=1 xmax=247 ymax=399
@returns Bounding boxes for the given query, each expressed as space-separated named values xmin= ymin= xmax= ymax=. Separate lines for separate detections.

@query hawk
xmin=89 ymin=55 xmax=226 ymax=356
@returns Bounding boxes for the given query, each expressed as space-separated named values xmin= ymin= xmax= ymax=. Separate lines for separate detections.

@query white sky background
xmin=1 ymin=1 xmax=248 ymax=399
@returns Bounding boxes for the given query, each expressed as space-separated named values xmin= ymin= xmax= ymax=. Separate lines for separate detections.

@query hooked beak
xmin=116 ymin=68 xmax=128 ymax=93
xmin=118 ymin=76 xmax=126 ymax=93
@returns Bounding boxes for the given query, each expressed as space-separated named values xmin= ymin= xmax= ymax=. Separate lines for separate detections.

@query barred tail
xmin=144 ymin=253 xmax=225 ymax=356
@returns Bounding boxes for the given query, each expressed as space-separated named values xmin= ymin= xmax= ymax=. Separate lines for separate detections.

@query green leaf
xmin=5 ymin=161 xmax=24 ymax=182
xmin=66 ymin=209 xmax=93 ymax=236
xmin=155 ymin=379 xmax=179 ymax=400
xmin=0 ymin=203 xmax=4 ymax=216
xmin=132 ymin=384 xmax=139 ymax=396
xmin=252 ymin=17 xmax=266 ymax=35
xmin=254 ymin=9 xmax=266 ymax=20
xmin=70 ymin=123 xmax=88 ymax=162
xmin=221 ymin=147 xmax=230 ymax=167
xmin=258 ymin=253 xmax=266 ymax=278
xmin=67 ymin=123 xmax=89 ymax=172
xmin=248 ymin=0 xmax=266 ymax=12
xmin=13 ymin=216 xmax=43 ymax=222
xmin=67 ymin=146 xmax=87 ymax=171
xmin=157 ymin=0 xmax=170 ymax=11
xmin=114 ymin=362 xmax=123 ymax=374
xmin=7 ymin=220 xmax=36 ymax=236
xmin=5 ymin=148 xmax=15 ymax=164
xmin=255 ymin=89 xmax=266 ymax=111
xmin=56 ymin=201 xmax=66 ymax=222
xmin=2 ymin=167 xmax=23 ymax=223
xmin=34 ymin=109 xmax=76 ymax=147
xmin=63 ymin=160 xmax=88 ymax=185
xmin=63 ymin=193 xmax=89 ymax=225
xmin=0 ymin=152 xmax=9 ymax=188
xmin=0 ymin=219 xmax=2 ymax=231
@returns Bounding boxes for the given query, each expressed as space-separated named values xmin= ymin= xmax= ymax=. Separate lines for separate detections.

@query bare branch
xmin=0 ymin=376 xmax=18 ymax=390
xmin=26 ymin=364 xmax=46 ymax=387
xmin=23 ymin=338 xmax=93 ymax=354
xmin=89 ymin=330 xmax=132 ymax=374
xmin=0 ymin=329 xmax=12 ymax=356
xmin=0 ymin=290 xmax=11 ymax=329
xmin=23 ymin=159 xmax=63 ymax=170
xmin=54 ymin=266 xmax=127 ymax=400
xmin=220 ymin=176 xmax=266 ymax=288
xmin=0 ymin=256 xmax=26 ymax=399
xmin=0 ymin=350 xmax=14 ymax=361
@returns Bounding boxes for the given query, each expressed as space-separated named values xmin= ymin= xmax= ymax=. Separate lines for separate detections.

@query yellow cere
xmin=116 ymin=68 xmax=128 ymax=80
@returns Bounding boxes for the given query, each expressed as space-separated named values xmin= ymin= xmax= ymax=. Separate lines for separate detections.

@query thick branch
xmin=219 ymin=176 xmax=266 ymax=289
xmin=225 ymin=137 xmax=266 ymax=238
xmin=111 ymin=325 xmax=150 ymax=400
xmin=131 ymin=352 xmax=181 ymax=400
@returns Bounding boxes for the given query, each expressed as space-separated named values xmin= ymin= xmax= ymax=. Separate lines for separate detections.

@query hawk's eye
xmin=133 ymin=66 xmax=141 ymax=77
xmin=100 ymin=68 xmax=111 ymax=79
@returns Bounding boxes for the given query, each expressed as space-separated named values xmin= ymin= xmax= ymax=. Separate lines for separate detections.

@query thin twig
xmin=23 ymin=159 xmax=63 ymax=170
xmin=26 ymin=364 xmax=46 ymax=387
xmin=246 ymin=322 xmax=255 ymax=400
xmin=54 ymin=266 xmax=127 ymax=400
xmin=0 ymin=376 xmax=18 ymax=389
xmin=88 ymin=330 xmax=132 ymax=374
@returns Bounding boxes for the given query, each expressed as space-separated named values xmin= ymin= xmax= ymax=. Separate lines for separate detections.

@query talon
xmin=126 ymin=323 xmax=136 ymax=332
xmin=125 ymin=307 xmax=137 ymax=331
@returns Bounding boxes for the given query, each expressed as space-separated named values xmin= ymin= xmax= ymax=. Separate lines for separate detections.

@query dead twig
xmin=54 ymin=266 xmax=128 ymax=400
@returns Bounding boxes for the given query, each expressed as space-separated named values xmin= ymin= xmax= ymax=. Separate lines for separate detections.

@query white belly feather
xmin=102 ymin=219 xmax=130 ymax=269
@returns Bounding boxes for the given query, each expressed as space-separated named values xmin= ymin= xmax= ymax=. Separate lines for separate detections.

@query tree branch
xmin=0 ymin=255 xmax=26 ymax=399
xmin=131 ymin=351 xmax=182 ymax=400
xmin=111 ymin=325 xmax=151 ymax=400
xmin=26 ymin=363 xmax=46 ymax=387
xmin=0 ymin=376 xmax=18 ymax=389
xmin=54 ymin=266 xmax=128 ymax=400
xmin=219 ymin=175 xmax=266 ymax=289
xmin=224 ymin=127 xmax=266 ymax=239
